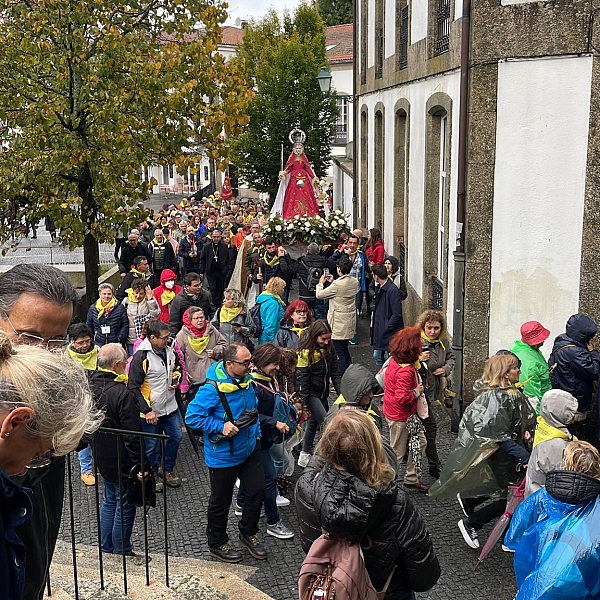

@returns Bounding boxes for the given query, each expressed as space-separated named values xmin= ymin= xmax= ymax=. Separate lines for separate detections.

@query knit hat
xmin=520 ymin=321 xmax=550 ymax=346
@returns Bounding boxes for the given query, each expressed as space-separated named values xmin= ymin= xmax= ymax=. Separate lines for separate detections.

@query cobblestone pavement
xmin=58 ymin=315 xmax=518 ymax=600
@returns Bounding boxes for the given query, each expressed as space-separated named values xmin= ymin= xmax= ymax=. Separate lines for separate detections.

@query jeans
xmin=302 ymin=395 xmax=328 ymax=453
xmin=206 ymin=442 xmax=265 ymax=547
xmin=304 ymin=297 xmax=327 ymax=321
xmin=237 ymin=446 xmax=279 ymax=526
xmin=373 ymin=349 xmax=389 ymax=371
xmin=126 ymin=343 xmax=135 ymax=357
xmin=141 ymin=410 xmax=183 ymax=472
xmin=78 ymin=446 xmax=93 ymax=475
xmin=269 ymin=442 xmax=286 ymax=476
xmin=353 ymin=290 xmax=363 ymax=337
xmin=101 ymin=479 xmax=137 ymax=554
xmin=332 ymin=339 xmax=352 ymax=375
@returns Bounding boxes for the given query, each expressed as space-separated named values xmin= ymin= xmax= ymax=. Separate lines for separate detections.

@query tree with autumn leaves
xmin=0 ymin=0 xmax=251 ymax=299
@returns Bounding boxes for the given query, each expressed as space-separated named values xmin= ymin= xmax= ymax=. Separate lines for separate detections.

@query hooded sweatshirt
xmin=511 ymin=339 xmax=552 ymax=414
xmin=524 ymin=389 xmax=577 ymax=497
xmin=153 ymin=268 xmax=182 ymax=324
xmin=548 ymin=314 xmax=600 ymax=412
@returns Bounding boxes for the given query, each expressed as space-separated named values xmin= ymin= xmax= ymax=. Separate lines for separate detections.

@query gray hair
xmin=0 ymin=334 xmax=104 ymax=456
xmin=97 ymin=344 xmax=127 ymax=370
xmin=307 ymin=243 xmax=320 ymax=255
xmin=0 ymin=265 xmax=79 ymax=316
xmin=98 ymin=283 xmax=114 ymax=294
xmin=223 ymin=289 xmax=245 ymax=308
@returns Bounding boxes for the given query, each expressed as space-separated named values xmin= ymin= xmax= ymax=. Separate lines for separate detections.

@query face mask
xmin=165 ymin=280 xmax=175 ymax=289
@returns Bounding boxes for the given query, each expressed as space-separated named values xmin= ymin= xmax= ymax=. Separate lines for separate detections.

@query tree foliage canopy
xmin=317 ymin=0 xmax=353 ymax=26
xmin=231 ymin=4 xmax=337 ymax=196
xmin=0 ymin=0 xmax=251 ymax=297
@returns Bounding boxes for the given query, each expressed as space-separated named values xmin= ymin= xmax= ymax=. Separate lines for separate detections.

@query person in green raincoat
xmin=429 ymin=352 xmax=536 ymax=550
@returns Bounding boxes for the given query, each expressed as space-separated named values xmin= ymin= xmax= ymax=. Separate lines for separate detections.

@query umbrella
xmin=473 ymin=478 xmax=526 ymax=570
xmin=176 ymin=390 xmax=201 ymax=457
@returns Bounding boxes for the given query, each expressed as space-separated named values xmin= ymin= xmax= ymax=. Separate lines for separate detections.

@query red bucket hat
xmin=520 ymin=321 xmax=550 ymax=346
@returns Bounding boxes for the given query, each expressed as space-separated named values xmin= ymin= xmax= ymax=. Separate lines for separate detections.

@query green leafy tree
xmin=0 ymin=0 xmax=251 ymax=299
xmin=231 ymin=4 xmax=337 ymax=197
xmin=317 ymin=0 xmax=353 ymax=26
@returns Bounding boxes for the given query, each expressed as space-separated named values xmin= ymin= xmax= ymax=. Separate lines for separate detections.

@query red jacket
xmin=383 ymin=359 xmax=418 ymax=422
xmin=366 ymin=240 xmax=385 ymax=265
xmin=153 ymin=269 xmax=182 ymax=324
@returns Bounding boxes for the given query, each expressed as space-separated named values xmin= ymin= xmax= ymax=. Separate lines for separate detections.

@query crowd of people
xmin=2 ymin=194 xmax=600 ymax=600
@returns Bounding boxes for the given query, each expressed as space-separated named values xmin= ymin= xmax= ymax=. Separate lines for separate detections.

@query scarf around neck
xmin=160 ymin=289 xmax=176 ymax=306
xmin=67 ymin=345 xmax=98 ymax=370
xmin=126 ymin=288 xmax=144 ymax=303
xmin=130 ymin=268 xmax=147 ymax=278
xmin=421 ymin=331 xmax=445 ymax=351
xmin=220 ymin=306 xmax=243 ymax=323
xmin=290 ymin=325 xmax=309 ymax=337
xmin=183 ymin=285 xmax=199 ymax=301
xmin=183 ymin=309 xmax=208 ymax=338
xmin=96 ymin=297 xmax=115 ymax=318
xmin=98 ymin=367 xmax=128 ymax=383
xmin=153 ymin=237 xmax=166 ymax=246
xmin=263 ymin=252 xmax=279 ymax=267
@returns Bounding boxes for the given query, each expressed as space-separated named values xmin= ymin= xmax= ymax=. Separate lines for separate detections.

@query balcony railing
xmin=435 ymin=0 xmax=451 ymax=55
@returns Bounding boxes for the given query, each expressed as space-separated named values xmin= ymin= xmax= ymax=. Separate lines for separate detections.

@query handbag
xmin=416 ymin=393 xmax=429 ymax=419
xmin=127 ymin=464 xmax=156 ymax=509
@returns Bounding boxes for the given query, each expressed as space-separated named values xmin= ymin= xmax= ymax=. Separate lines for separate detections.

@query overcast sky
xmin=224 ymin=0 xmax=304 ymax=25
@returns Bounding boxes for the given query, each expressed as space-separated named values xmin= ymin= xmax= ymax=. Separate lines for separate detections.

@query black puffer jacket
xmin=275 ymin=323 xmax=309 ymax=350
xmin=280 ymin=253 xmax=329 ymax=299
xmin=295 ymin=458 xmax=441 ymax=599
xmin=548 ymin=314 xmax=600 ymax=412
xmin=296 ymin=349 xmax=342 ymax=403
xmin=545 ymin=469 xmax=600 ymax=504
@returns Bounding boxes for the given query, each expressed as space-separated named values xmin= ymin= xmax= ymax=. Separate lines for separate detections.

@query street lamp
xmin=316 ymin=66 xmax=332 ymax=94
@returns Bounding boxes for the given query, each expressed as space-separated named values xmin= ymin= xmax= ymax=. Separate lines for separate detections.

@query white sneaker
xmin=298 ymin=452 xmax=311 ymax=468
xmin=276 ymin=494 xmax=290 ymax=507
xmin=235 ymin=478 xmax=240 ymax=489
xmin=458 ymin=519 xmax=480 ymax=549
xmin=501 ymin=544 xmax=515 ymax=553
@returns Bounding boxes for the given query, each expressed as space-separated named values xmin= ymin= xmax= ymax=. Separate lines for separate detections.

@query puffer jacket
xmin=211 ymin=307 xmax=255 ymax=346
xmin=505 ymin=469 xmax=600 ymax=599
xmin=295 ymin=457 xmax=441 ymax=599
xmin=280 ymin=253 xmax=329 ymax=299
xmin=185 ymin=361 xmax=260 ymax=468
xmin=274 ymin=323 xmax=309 ymax=350
xmin=525 ymin=389 xmax=577 ymax=497
xmin=175 ymin=323 xmax=226 ymax=385
xmin=122 ymin=296 xmax=160 ymax=344
xmin=548 ymin=314 xmax=600 ymax=412
xmin=296 ymin=348 xmax=342 ymax=403
xmin=86 ymin=300 xmax=129 ymax=346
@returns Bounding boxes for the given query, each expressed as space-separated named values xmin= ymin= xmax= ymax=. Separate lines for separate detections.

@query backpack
xmin=249 ymin=302 xmax=264 ymax=339
xmin=253 ymin=380 xmax=298 ymax=444
xmin=298 ymin=532 xmax=395 ymax=600
xmin=300 ymin=259 xmax=324 ymax=293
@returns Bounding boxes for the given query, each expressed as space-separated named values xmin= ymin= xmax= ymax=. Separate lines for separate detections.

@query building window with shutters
xmin=375 ymin=0 xmax=384 ymax=79
xmin=399 ymin=5 xmax=409 ymax=70
xmin=360 ymin=0 xmax=368 ymax=84
xmin=435 ymin=0 xmax=451 ymax=55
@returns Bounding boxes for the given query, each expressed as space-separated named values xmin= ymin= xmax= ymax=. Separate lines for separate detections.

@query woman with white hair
xmin=0 ymin=333 xmax=103 ymax=600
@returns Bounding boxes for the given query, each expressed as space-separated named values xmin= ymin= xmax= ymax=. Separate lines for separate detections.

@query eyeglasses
xmin=71 ymin=338 xmax=92 ymax=347
xmin=229 ymin=359 xmax=253 ymax=368
xmin=156 ymin=334 xmax=171 ymax=341
xmin=4 ymin=315 xmax=68 ymax=350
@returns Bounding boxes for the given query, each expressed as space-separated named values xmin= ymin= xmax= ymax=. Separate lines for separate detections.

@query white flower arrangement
xmin=262 ymin=211 xmax=351 ymax=245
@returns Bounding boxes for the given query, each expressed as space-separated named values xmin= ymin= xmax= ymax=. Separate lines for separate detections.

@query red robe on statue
xmin=280 ymin=151 xmax=320 ymax=219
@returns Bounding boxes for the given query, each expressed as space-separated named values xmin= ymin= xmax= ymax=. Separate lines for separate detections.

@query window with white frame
xmin=334 ymin=96 xmax=349 ymax=144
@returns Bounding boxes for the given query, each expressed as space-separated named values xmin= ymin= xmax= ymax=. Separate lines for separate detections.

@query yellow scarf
xmin=67 ymin=346 xmax=98 ymax=371
xmin=333 ymin=395 xmax=380 ymax=423
xmin=297 ymin=348 xmax=324 ymax=368
xmin=220 ymin=306 xmax=243 ymax=323
xmin=126 ymin=288 xmax=142 ymax=303
xmin=98 ymin=367 xmax=128 ymax=383
xmin=188 ymin=335 xmax=210 ymax=355
xmin=291 ymin=326 xmax=309 ymax=337
xmin=213 ymin=362 xmax=252 ymax=392
xmin=263 ymin=252 xmax=279 ymax=267
xmin=399 ymin=360 xmax=422 ymax=370
xmin=95 ymin=297 xmax=116 ymax=318
xmin=130 ymin=268 xmax=146 ymax=278
xmin=532 ymin=415 xmax=575 ymax=449
xmin=160 ymin=289 xmax=176 ymax=306
xmin=153 ymin=238 xmax=166 ymax=246
xmin=421 ymin=331 xmax=445 ymax=351
xmin=262 ymin=290 xmax=285 ymax=307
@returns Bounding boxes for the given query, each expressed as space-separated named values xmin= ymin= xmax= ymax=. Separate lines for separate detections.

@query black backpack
xmin=249 ymin=302 xmax=264 ymax=339
xmin=300 ymin=259 xmax=323 ymax=293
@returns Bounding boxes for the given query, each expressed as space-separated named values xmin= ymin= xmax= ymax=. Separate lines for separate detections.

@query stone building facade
xmin=356 ymin=0 xmax=600 ymax=399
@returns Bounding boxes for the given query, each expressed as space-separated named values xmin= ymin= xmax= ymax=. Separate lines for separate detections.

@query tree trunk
xmin=79 ymin=162 xmax=101 ymax=304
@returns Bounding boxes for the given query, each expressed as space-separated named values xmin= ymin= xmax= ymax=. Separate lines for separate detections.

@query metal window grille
xmin=431 ymin=277 xmax=444 ymax=311
xmin=376 ymin=26 xmax=384 ymax=78
xmin=435 ymin=0 xmax=450 ymax=55
xmin=399 ymin=6 xmax=409 ymax=69
xmin=399 ymin=242 xmax=406 ymax=278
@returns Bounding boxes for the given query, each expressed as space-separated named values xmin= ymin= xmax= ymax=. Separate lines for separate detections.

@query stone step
xmin=49 ymin=541 xmax=275 ymax=600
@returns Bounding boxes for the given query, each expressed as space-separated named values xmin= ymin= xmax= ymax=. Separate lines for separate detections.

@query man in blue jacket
xmin=185 ymin=342 xmax=266 ymax=563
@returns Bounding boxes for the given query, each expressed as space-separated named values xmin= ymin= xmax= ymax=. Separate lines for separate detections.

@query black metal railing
xmin=399 ymin=6 xmax=409 ymax=69
xmin=435 ymin=0 xmax=451 ymax=55
xmin=333 ymin=125 xmax=348 ymax=145
xmin=431 ymin=277 xmax=444 ymax=311
xmin=53 ymin=427 xmax=170 ymax=600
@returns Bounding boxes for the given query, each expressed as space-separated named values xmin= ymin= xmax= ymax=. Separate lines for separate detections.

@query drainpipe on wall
xmin=352 ymin=0 xmax=359 ymax=228
xmin=451 ymin=0 xmax=471 ymax=433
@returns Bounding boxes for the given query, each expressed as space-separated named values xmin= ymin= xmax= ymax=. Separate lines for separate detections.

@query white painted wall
xmin=385 ymin=0 xmax=396 ymax=58
xmin=358 ymin=69 xmax=461 ymax=333
xmin=368 ymin=0 xmax=375 ymax=68
xmin=411 ymin=0 xmax=428 ymax=43
xmin=488 ymin=55 xmax=593 ymax=356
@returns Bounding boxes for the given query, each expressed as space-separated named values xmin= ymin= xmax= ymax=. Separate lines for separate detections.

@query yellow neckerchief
xmin=290 ymin=326 xmax=309 ymax=337
xmin=153 ymin=237 xmax=166 ymax=246
xmin=98 ymin=367 xmax=128 ymax=383
xmin=532 ymin=415 xmax=576 ymax=449
xmin=213 ymin=361 xmax=252 ymax=392
xmin=297 ymin=348 xmax=324 ymax=368
xmin=220 ymin=306 xmax=243 ymax=323
xmin=515 ymin=376 xmax=533 ymax=389
xmin=333 ymin=394 xmax=380 ymax=422
xmin=263 ymin=252 xmax=279 ymax=267
xmin=67 ymin=346 xmax=98 ymax=371
xmin=262 ymin=290 xmax=285 ymax=306
xmin=95 ymin=297 xmax=116 ymax=318
xmin=160 ymin=289 xmax=176 ymax=306
xmin=126 ymin=288 xmax=143 ymax=303
xmin=251 ymin=371 xmax=273 ymax=383
xmin=130 ymin=268 xmax=146 ymax=278
xmin=399 ymin=360 xmax=421 ymax=370
xmin=188 ymin=335 xmax=210 ymax=355
xmin=251 ymin=243 xmax=264 ymax=254
xmin=421 ymin=331 xmax=445 ymax=351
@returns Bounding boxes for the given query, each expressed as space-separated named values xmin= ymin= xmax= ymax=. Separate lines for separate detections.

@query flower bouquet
xmin=263 ymin=211 xmax=350 ymax=246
